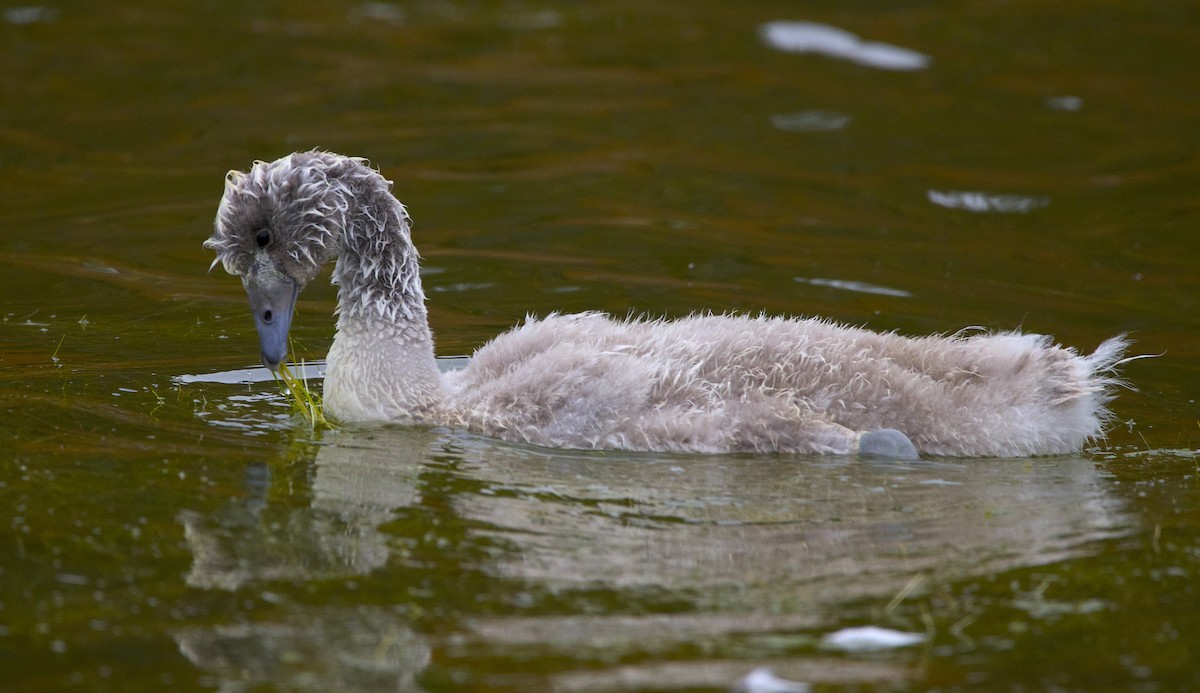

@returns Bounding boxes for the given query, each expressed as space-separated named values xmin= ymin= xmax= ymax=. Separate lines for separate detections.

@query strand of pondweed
xmin=275 ymin=357 xmax=333 ymax=430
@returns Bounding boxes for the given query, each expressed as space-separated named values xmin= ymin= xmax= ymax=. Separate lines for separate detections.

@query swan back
xmin=444 ymin=312 xmax=1128 ymax=456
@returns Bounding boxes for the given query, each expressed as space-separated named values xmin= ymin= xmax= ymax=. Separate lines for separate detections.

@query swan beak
xmin=243 ymin=274 xmax=300 ymax=371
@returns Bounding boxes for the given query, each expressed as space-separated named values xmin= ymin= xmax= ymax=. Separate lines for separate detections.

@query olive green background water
xmin=3 ymin=1 xmax=1200 ymax=690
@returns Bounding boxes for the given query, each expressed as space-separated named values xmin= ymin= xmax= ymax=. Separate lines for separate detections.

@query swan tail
xmin=1073 ymin=334 xmax=1136 ymax=443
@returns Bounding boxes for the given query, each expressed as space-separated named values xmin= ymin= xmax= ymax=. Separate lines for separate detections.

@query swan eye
xmin=254 ymin=229 xmax=271 ymax=249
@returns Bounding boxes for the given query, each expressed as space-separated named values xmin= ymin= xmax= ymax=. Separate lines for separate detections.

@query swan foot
xmin=857 ymin=429 xmax=919 ymax=460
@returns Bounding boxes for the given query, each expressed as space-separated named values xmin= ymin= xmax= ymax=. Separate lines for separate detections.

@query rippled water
xmin=3 ymin=1 xmax=1200 ymax=690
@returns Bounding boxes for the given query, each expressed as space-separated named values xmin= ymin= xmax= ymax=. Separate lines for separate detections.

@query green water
xmin=3 ymin=1 xmax=1200 ymax=690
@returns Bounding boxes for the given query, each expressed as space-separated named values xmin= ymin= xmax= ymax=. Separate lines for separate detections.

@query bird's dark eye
xmin=254 ymin=229 xmax=271 ymax=249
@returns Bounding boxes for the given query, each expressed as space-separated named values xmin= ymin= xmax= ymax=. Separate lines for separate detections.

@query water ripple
xmin=3 ymin=6 xmax=57 ymax=25
xmin=794 ymin=277 xmax=912 ymax=298
xmin=770 ymin=111 xmax=851 ymax=132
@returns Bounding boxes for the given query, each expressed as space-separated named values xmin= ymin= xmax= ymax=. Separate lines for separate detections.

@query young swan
xmin=206 ymin=151 xmax=1128 ymax=458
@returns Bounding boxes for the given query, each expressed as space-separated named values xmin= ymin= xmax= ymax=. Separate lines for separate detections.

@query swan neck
xmin=331 ymin=180 xmax=426 ymax=330
xmin=324 ymin=317 xmax=445 ymax=423
xmin=321 ymin=174 xmax=444 ymax=422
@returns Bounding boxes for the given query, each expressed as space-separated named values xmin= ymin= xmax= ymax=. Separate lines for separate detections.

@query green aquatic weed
xmin=275 ymin=358 xmax=333 ymax=430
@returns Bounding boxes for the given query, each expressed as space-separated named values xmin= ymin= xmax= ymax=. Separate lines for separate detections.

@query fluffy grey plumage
xmin=207 ymin=151 xmax=1130 ymax=457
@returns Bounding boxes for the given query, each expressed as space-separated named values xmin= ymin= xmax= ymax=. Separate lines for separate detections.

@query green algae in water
xmin=275 ymin=359 xmax=332 ymax=430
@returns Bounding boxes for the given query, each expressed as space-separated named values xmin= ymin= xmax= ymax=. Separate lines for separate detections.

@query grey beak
xmin=244 ymin=274 xmax=300 ymax=371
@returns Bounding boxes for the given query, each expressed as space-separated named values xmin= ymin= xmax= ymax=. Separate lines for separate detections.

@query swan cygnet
xmin=205 ymin=151 xmax=1129 ymax=458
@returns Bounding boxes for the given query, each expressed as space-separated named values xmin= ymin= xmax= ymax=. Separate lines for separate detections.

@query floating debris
xmin=821 ymin=626 xmax=926 ymax=651
xmin=733 ymin=667 xmax=811 ymax=693
xmin=927 ymin=190 xmax=1049 ymax=214
xmin=760 ymin=21 xmax=930 ymax=71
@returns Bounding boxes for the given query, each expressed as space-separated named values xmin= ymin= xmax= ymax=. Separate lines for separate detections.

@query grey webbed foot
xmin=858 ymin=428 xmax=920 ymax=460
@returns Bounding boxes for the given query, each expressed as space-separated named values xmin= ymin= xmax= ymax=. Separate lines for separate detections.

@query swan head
xmin=205 ymin=152 xmax=358 ymax=369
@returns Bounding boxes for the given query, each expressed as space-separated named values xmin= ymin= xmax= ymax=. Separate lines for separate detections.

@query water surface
xmin=3 ymin=1 xmax=1200 ymax=690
